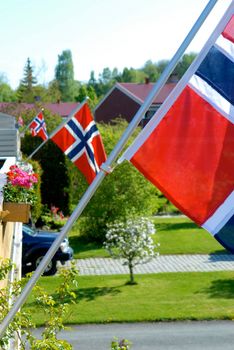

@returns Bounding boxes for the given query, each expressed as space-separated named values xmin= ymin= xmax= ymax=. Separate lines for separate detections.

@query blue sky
xmin=0 ymin=0 xmax=231 ymax=89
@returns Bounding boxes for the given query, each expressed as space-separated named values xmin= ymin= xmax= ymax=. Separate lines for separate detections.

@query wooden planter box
xmin=2 ymin=202 xmax=30 ymax=223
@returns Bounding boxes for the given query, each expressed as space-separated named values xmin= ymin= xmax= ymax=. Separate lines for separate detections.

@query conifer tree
xmin=17 ymin=57 xmax=37 ymax=102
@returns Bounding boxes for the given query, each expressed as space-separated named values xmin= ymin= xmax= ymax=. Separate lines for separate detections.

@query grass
xmin=24 ymin=271 xmax=234 ymax=326
xmin=154 ymin=217 xmax=226 ymax=255
xmin=22 ymin=217 xmax=232 ymax=327
xmin=69 ymin=217 xmax=227 ymax=259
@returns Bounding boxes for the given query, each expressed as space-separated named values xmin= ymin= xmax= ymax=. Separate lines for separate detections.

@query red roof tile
xmin=43 ymin=103 xmax=78 ymax=117
xmin=118 ymin=82 xmax=176 ymax=104
xmin=0 ymin=102 xmax=79 ymax=118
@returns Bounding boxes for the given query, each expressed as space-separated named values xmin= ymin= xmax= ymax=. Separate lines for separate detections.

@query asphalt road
xmin=33 ymin=321 xmax=234 ymax=349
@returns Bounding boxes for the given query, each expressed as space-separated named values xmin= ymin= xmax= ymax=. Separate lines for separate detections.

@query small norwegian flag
xmin=18 ymin=116 xmax=24 ymax=127
xmin=29 ymin=112 xmax=48 ymax=141
xmin=51 ymin=103 xmax=106 ymax=184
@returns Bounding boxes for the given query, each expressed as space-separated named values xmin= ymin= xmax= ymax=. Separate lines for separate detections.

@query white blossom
xmin=104 ymin=217 xmax=160 ymax=280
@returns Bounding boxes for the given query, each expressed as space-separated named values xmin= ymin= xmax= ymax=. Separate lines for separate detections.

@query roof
xmin=117 ymin=82 xmax=177 ymax=104
xmin=0 ymin=112 xmax=18 ymax=157
xmin=0 ymin=112 xmax=15 ymax=124
xmin=0 ymin=102 xmax=79 ymax=118
xmin=42 ymin=102 xmax=78 ymax=117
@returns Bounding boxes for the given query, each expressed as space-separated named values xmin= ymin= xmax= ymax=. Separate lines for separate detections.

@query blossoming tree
xmin=104 ymin=217 xmax=159 ymax=284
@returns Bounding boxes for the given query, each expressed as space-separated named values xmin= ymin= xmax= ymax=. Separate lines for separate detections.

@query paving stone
xmin=60 ymin=254 xmax=234 ymax=275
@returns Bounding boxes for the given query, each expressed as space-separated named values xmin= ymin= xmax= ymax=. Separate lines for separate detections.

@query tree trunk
xmin=128 ymin=261 xmax=134 ymax=284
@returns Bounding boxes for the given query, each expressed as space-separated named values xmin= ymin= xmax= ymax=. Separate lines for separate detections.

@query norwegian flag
xmin=120 ymin=11 xmax=234 ymax=252
xmin=51 ymin=103 xmax=106 ymax=184
xmin=18 ymin=116 xmax=24 ymax=127
xmin=29 ymin=112 xmax=48 ymax=141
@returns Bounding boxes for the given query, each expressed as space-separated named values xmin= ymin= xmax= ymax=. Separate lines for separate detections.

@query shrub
xmin=0 ymin=259 xmax=78 ymax=349
xmin=111 ymin=338 xmax=132 ymax=350
xmin=36 ymin=204 xmax=67 ymax=230
xmin=27 ymin=159 xmax=42 ymax=221
xmin=74 ymin=120 xmax=160 ymax=242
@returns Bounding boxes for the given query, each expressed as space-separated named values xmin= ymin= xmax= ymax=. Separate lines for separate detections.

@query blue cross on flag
xmin=51 ymin=103 xmax=106 ymax=184
xmin=65 ymin=117 xmax=100 ymax=174
xmin=29 ymin=112 xmax=48 ymax=141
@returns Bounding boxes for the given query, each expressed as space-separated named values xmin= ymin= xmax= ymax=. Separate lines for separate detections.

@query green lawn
xmin=155 ymin=217 xmax=226 ymax=255
xmin=69 ymin=217 xmax=227 ymax=259
xmin=24 ymin=271 xmax=234 ymax=326
xmin=22 ymin=217 xmax=232 ymax=327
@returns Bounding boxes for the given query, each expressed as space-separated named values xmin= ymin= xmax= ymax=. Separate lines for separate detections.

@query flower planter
xmin=2 ymin=202 xmax=31 ymax=223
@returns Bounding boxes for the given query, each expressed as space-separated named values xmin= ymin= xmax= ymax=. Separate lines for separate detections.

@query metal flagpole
xmin=0 ymin=0 xmax=219 ymax=338
xmin=27 ymin=97 xmax=89 ymax=160
xmin=8 ymin=223 xmax=22 ymax=350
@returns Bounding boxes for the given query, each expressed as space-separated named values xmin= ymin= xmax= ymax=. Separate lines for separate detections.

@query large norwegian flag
xmin=29 ymin=112 xmax=48 ymax=141
xmin=120 ymin=10 xmax=234 ymax=252
xmin=51 ymin=103 xmax=106 ymax=184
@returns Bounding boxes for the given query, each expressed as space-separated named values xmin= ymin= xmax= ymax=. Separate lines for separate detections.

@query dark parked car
xmin=22 ymin=225 xmax=73 ymax=276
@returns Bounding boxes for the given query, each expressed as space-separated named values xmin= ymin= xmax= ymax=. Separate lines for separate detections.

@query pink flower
xmin=7 ymin=164 xmax=38 ymax=189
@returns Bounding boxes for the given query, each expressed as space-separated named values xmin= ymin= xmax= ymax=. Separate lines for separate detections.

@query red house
xmin=0 ymin=102 xmax=78 ymax=119
xmin=94 ymin=79 xmax=177 ymax=124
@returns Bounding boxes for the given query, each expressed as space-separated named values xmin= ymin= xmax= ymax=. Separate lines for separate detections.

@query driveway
xmin=60 ymin=254 xmax=234 ymax=275
xmin=33 ymin=321 xmax=234 ymax=350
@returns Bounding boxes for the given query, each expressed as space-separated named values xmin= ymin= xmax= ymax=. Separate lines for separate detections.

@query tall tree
xmin=55 ymin=50 xmax=76 ymax=102
xmin=92 ymin=67 xmax=121 ymax=98
xmin=17 ymin=58 xmax=37 ymax=102
xmin=21 ymin=57 xmax=37 ymax=89
xmin=99 ymin=67 xmax=112 ymax=84
xmin=88 ymin=70 xmax=97 ymax=86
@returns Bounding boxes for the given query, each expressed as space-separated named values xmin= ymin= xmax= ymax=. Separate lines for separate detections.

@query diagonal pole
xmin=27 ymin=97 xmax=89 ymax=160
xmin=0 ymin=0 xmax=220 ymax=338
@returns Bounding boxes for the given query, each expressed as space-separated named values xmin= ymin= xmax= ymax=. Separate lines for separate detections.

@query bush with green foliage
xmin=38 ymin=204 xmax=67 ymax=230
xmin=28 ymin=159 xmax=42 ymax=221
xmin=0 ymin=258 xmax=78 ymax=349
xmin=70 ymin=119 xmax=175 ymax=242
xmin=111 ymin=338 xmax=132 ymax=350
xmin=34 ymin=141 xmax=72 ymax=217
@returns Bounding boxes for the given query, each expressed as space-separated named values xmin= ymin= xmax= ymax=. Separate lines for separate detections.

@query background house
xmin=94 ymin=78 xmax=177 ymax=125
xmin=0 ymin=102 xmax=78 ymax=119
